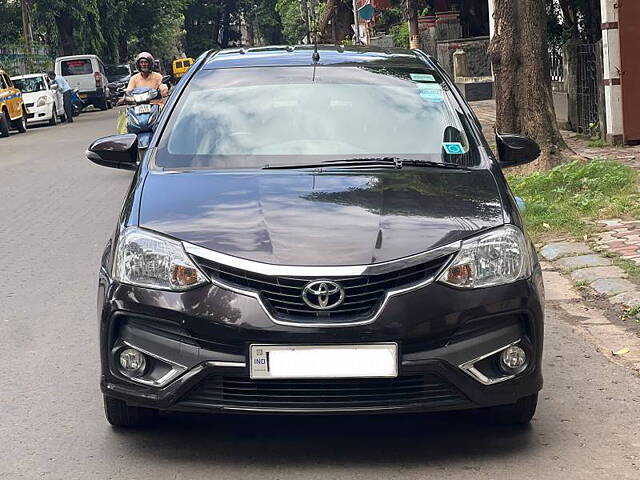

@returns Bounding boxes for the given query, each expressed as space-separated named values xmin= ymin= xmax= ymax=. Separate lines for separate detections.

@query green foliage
xmin=509 ymin=160 xmax=640 ymax=242
xmin=390 ymin=22 xmax=409 ymax=48
xmin=0 ymin=0 xmax=22 ymax=46
xmin=275 ymin=0 xmax=307 ymax=44
xmin=375 ymin=7 xmax=403 ymax=34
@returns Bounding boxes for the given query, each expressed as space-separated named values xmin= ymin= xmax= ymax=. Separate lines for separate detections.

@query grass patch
xmin=587 ymin=138 xmax=608 ymax=148
xmin=600 ymin=252 xmax=640 ymax=283
xmin=509 ymin=160 xmax=640 ymax=243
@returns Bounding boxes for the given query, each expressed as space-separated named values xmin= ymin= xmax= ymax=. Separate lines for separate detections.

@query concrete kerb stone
xmin=590 ymin=278 xmax=637 ymax=297
xmin=542 ymin=238 xmax=640 ymax=311
xmin=555 ymin=254 xmax=612 ymax=272
xmin=570 ymin=266 xmax=628 ymax=283
xmin=539 ymin=242 xmax=592 ymax=261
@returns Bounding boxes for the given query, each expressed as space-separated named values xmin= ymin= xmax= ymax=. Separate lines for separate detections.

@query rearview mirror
xmin=86 ymin=134 xmax=138 ymax=170
xmin=496 ymin=133 xmax=541 ymax=168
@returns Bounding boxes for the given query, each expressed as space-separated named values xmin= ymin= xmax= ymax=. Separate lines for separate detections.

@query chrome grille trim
xmin=183 ymin=242 xmax=460 ymax=277
xmin=183 ymin=241 xmax=458 ymax=328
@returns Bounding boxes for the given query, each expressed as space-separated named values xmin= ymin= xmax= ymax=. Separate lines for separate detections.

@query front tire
xmin=0 ymin=109 xmax=10 ymax=137
xmin=99 ymin=98 xmax=108 ymax=111
xmin=15 ymin=109 xmax=27 ymax=133
xmin=103 ymin=396 xmax=158 ymax=427
xmin=490 ymin=393 xmax=538 ymax=425
xmin=49 ymin=106 xmax=58 ymax=126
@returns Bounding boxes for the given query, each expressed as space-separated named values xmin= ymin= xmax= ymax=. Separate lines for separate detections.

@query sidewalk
xmin=470 ymin=100 xmax=640 ymax=168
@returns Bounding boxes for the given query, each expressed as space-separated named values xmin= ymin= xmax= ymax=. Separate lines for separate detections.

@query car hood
xmin=21 ymin=91 xmax=51 ymax=102
xmin=139 ymin=169 xmax=505 ymax=266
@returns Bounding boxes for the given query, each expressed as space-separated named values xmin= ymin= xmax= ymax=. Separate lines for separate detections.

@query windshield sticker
xmin=443 ymin=142 xmax=465 ymax=154
xmin=419 ymin=91 xmax=444 ymax=102
xmin=410 ymin=73 xmax=436 ymax=82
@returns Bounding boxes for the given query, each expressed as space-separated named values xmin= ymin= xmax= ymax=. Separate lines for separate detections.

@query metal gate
xmin=619 ymin=1 xmax=640 ymax=142
xmin=575 ymin=43 xmax=603 ymax=134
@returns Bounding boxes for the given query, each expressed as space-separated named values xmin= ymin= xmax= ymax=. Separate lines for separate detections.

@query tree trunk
xmin=55 ymin=15 xmax=75 ymax=56
xmin=407 ymin=0 xmax=420 ymax=49
xmin=489 ymin=0 xmax=572 ymax=170
xmin=318 ymin=0 xmax=339 ymax=42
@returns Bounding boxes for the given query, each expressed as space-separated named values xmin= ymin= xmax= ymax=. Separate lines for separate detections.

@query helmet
xmin=135 ymin=52 xmax=155 ymax=72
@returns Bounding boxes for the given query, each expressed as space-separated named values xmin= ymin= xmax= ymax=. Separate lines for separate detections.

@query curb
xmin=540 ymin=242 xmax=640 ymax=371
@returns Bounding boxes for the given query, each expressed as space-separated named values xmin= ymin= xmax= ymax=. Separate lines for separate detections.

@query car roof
xmin=55 ymin=54 xmax=99 ymax=61
xmin=11 ymin=73 xmax=46 ymax=79
xmin=203 ymin=45 xmax=433 ymax=70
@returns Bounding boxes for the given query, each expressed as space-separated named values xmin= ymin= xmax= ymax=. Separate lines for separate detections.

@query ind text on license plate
xmin=250 ymin=344 xmax=398 ymax=379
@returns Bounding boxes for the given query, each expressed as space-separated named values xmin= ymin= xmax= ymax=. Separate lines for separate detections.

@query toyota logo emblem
xmin=302 ymin=280 xmax=345 ymax=310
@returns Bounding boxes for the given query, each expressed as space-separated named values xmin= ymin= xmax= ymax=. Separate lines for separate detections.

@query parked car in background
xmin=11 ymin=73 xmax=65 ymax=126
xmin=55 ymin=54 xmax=112 ymax=110
xmin=105 ymin=63 xmax=132 ymax=104
xmin=0 ymin=68 xmax=27 ymax=137
xmin=171 ymin=57 xmax=194 ymax=81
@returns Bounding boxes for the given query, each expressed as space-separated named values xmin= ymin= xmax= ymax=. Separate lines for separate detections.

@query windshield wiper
xmin=263 ymin=157 xmax=470 ymax=170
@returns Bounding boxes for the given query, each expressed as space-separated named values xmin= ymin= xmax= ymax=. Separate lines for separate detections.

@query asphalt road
xmin=1 ymin=110 xmax=640 ymax=479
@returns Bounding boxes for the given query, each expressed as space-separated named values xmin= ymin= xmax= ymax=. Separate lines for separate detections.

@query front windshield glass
xmin=157 ymin=66 xmax=480 ymax=169
xmin=12 ymin=76 xmax=46 ymax=93
xmin=105 ymin=65 xmax=129 ymax=80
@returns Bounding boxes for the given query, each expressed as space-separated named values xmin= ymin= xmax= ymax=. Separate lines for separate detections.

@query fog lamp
xmin=499 ymin=345 xmax=527 ymax=374
xmin=119 ymin=348 xmax=147 ymax=376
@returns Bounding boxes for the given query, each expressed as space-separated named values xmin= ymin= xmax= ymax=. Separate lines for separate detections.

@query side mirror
xmin=496 ymin=133 xmax=541 ymax=167
xmin=86 ymin=134 xmax=138 ymax=170
xmin=50 ymin=83 xmax=58 ymax=90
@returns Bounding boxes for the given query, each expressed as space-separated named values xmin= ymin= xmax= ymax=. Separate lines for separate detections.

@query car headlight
xmin=113 ymin=228 xmax=208 ymax=291
xmin=36 ymin=96 xmax=49 ymax=107
xmin=438 ymin=225 xmax=532 ymax=289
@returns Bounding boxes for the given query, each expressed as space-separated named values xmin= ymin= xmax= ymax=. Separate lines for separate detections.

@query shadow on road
xmin=109 ymin=410 xmax=535 ymax=467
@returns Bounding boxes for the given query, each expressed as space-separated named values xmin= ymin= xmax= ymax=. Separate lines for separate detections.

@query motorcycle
xmin=70 ymin=89 xmax=84 ymax=117
xmin=121 ymin=87 xmax=162 ymax=161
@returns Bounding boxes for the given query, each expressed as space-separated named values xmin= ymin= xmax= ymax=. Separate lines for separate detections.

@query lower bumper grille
xmin=176 ymin=375 xmax=470 ymax=411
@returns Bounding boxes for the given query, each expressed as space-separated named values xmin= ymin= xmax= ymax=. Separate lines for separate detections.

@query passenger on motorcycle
xmin=120 ymin=52 xmax=168 ymax=105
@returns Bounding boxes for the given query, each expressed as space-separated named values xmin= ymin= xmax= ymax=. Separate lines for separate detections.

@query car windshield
xmin=105 ymin=65 xmax=129 ymax=80
xmin=156 ymin=66 xmax=480 ymax=169
xmin=12 ymin=76 xmax=46 ymax=93
xmin=62 ymin=59 xmax=92 ymax=76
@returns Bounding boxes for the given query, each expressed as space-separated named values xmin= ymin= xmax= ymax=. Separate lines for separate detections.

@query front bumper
xmin=26 ymin=103 xmax=53 ymax=123
xmin=99 ymin=262 xmax=544 ymax=414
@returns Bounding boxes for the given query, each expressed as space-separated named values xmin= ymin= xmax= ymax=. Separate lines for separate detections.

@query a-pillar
xmin=601 ymin=0 xmax=624 ymax=144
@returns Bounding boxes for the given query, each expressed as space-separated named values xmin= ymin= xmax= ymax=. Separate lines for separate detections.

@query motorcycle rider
xmin=120 ymin=52 xmax=168 ymax=104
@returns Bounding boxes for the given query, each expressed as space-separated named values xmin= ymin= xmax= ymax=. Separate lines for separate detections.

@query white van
xmin=54 ymin=54 xmax=111 ymax=110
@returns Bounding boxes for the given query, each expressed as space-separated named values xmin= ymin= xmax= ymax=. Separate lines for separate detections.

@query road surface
xmin=1 ymin=110 xmax=639 ymax=479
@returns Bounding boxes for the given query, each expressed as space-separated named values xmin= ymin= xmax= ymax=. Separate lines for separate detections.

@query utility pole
xmin=352 ymin=0 xmax=360 ymax=45
xmin=301 ymin=0 xmax=312 ymax=44
xmin=407 ymin=0 xmax=420 ymax=49
xmin=21 ymin=0 xmax=34 ymax=53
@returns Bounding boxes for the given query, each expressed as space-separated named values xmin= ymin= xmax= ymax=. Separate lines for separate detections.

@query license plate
xmin=134 ymin=104 xmax=152 ymax=114
xmin=250 ymin=344 xmax=398 ymax=379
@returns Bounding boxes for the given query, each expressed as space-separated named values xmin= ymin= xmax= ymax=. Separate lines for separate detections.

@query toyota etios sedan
xmin=87 ymin=46 xmax=544 ymax=428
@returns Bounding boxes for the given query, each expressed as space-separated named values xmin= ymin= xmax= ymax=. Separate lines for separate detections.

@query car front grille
xmin=193 ymin=255 xmax=451 ymax=324
xmin=25 ymin=102 xmax=34 ymax=108
xmin=176 ymin=375 xmax=470 ymax=411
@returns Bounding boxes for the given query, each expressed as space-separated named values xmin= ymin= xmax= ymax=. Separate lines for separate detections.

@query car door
xmin=45 ymin=76 xmax=60 ymax=114
xmin=3 ymin=74 xmax=20 ymax=119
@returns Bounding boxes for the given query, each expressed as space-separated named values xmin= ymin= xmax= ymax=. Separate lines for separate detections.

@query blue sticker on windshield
xmin=420 ymin=91 xmax=444 ymax=102
xmin=443 ymin=142 xmax=465 ymax=154
xmin=410 ymin=73 xmax=436 ymax=82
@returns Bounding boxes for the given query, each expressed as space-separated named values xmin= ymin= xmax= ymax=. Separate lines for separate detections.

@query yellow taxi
xmin=0 ymin=68 xmax=27 ymax=137
xmin=172 ymin=57 xmax=195 ymax=80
